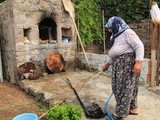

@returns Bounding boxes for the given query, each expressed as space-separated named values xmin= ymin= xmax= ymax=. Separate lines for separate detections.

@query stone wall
xmin=0 ymin=1 xmax=18 ymax=83
xmin=77 ymin=52 xmax=150 ymax=84
xmin=0 ymin=0 xmax=76 ymax=83
xmin=0 ymin=0 xmax=152 ymax=84
xmin=129 ymin=20 xmax=151 ymax=59
xmin=105 ymin=20 xmax=151 ymax=58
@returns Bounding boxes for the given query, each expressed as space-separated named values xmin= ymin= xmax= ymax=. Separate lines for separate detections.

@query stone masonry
xmin=77 ymin=52 xmax=150 ymax=85
xmin=0 ymin=0 xmax=76 ymax=83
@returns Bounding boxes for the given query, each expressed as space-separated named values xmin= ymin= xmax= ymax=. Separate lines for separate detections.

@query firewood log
xmin=17 ymin=62 xmax=42 ymax=80
xmin=46 ymin=52 xmax=65 ymax=73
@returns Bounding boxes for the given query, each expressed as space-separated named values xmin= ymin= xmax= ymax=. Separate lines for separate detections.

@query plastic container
xmin=108 ymin=66 xmax=112 ymax=73
xmin=12 ymin=113 xmax=38 ymax=120
xmin=150 ymin=2 xmax=160 ymax=24
xmin=62 ymin=38 xmax=69 ymax=43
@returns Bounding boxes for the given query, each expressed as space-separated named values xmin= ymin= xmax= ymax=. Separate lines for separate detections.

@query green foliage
xmin=73 ymin=0 xmax=160 ymax=45
xmin=73 ymin=0 xmax=103 ymax=45
xmin=101 ymin=0 xmax=150 ymax=23
xmin=47 ymin=103 xmax=83 ymax=120
xmin=0 ymin=0 xmax=5 ymax=3
xmin=1 ymin=0 xmax=159 ymax=45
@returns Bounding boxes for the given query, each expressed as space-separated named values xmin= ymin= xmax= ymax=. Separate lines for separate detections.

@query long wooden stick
xmin=102 ymin=10 xmax=106 ymax=54
xmin=38 ymin=100 xmax=65 ymax=120
xmin=78 ymin=71 xmax=103 ymax=95
xmin=71 ymin=18 xmax=91 ymax=71
xmin=62 ymin=0 xmax=91 ymax=71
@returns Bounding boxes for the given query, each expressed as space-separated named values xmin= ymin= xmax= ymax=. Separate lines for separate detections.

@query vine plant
xmin=73 ymin=0 xmax=160 ymax=45
xmin=73 ymin=0 xmax=103 ymax=45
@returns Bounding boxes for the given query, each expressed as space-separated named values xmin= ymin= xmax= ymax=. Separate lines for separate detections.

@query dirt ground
xmin=0 ymin=82 xmax=43 ymax=120
xmin=1 ymin=70 xmax=160 ymax=120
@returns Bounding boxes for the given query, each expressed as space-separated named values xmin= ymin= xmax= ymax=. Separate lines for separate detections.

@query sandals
xmin=106 ymin=109 xmax=139 ymax=120
xmin=129 ymin=109 xmax=139 ymax=115
xmin=111 ymin=114 xmax=124 ymax=120
xmin=129 ymin=111 xmax=139 ymax=115
xmin=105 ymin=114 xmax=123 ymax=120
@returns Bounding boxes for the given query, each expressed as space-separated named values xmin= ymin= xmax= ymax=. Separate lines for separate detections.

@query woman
xmin=103 ymin=16 xmax=144 ymax=120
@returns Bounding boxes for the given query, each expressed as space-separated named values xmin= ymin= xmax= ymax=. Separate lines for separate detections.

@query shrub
xmin=73 ymin=0 xmax=103 ymax=45
xmin=47 ymin=103 xmax=83 ymax=120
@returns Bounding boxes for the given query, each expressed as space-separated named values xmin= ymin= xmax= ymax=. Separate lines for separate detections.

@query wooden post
xmin=102 ymin=9 xmax=106 ymax=54
xmin=151 ymin=23 xmax=158 ymax=86
xmin=150 ymin=0 xmax=159 ymax=86
xmin=156 ymin=25 xmax=160 ymax=86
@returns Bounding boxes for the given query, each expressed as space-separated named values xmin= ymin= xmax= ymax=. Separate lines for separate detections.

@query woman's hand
xmin=133 ymin=60 xmax=142 ymax=74
xmin=102 ymin=63 xmax=111 ymax=71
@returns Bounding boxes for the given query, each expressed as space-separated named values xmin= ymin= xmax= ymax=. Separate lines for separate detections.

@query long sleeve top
xmin=107 ymin=29 xmax=144 ymax=64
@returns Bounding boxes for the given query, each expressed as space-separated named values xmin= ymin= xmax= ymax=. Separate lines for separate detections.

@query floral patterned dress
xmin=112 ymin=52 xmax=139 ymax=117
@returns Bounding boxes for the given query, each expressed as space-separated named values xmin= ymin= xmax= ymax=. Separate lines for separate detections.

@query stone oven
xmin=0 ymin=0 xmax=76 ymax=83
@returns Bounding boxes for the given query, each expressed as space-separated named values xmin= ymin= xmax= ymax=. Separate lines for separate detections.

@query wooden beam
xmin=150 ymin=0 xmax=159 ymax=86
xmin=151 ymin=23 xmax=158 ymax=86
xmin=156 ymin=25 xmax=160 ymax=86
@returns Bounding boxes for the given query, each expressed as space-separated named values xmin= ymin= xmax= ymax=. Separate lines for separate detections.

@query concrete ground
xmin=1 ymin=70 xmax=160 ymax=120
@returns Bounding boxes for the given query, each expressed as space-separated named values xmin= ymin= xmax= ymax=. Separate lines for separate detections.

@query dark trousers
xmin=112 ymin=52 xmax=139 ymax=117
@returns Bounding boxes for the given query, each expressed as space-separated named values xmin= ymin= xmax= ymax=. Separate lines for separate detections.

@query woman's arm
xmin=125 ymin=30 xmax=144 ymax=74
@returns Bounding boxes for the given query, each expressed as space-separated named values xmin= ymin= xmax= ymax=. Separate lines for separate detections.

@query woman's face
xmin=107 ymin=28 xmax=112 ymax=33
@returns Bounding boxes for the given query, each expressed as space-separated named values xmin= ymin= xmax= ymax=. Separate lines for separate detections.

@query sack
xmin=150 ymin=2 xmax=160 ymax=24
xmin=85 ymin=102 xmax=105 ymax=119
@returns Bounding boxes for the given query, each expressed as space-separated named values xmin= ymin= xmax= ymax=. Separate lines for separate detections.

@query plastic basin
xmin=12 ymin=113 xmax=38 ymax=120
